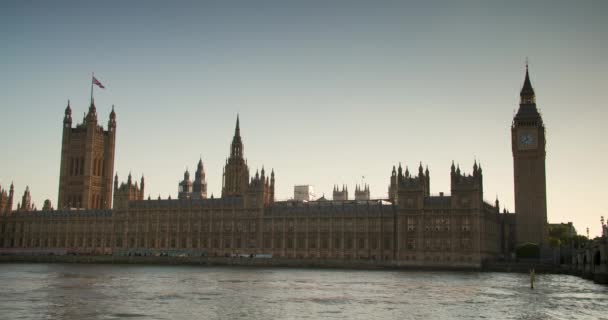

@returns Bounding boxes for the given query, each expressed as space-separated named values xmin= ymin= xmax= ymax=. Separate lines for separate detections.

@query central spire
xmin=235 ymin=114 xmax=240 ymax=137
xmin=230 ymin=115 xmax=243 ymax=159
xmin=222 ymin=115 xmax=250 ymax=198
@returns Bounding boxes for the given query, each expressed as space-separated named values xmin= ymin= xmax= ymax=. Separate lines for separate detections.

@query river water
xmin=0 ymin=263 xmax=606 ymax=320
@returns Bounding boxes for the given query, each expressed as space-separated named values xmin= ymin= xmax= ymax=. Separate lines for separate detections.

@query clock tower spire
xmin=512 ymin=65 xmax=548 ymax=246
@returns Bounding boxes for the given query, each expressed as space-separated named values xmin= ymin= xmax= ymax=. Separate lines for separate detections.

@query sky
xmin=1 ymin=0 xmax=607 ymax=237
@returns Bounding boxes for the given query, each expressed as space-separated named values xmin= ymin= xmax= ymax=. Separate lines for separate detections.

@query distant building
xmin=192 ymin=159 xmax=208 ymax=200
xmin=42 ymin=199 xmax=53 ymax=211
xmin=178 ymin=170 xmax=193 ymax=200
xmin=294 ymin=185 xmax=314 ymax=201
xmin=17 ymin=186 xmax=33 ymax=211
xmin=0 ymin=182 xmax=14 ymax=215
xmin=354 ymin=184 xmax=370 ymax=201
xmin=333 ymin=185 xmax=348 ymax=201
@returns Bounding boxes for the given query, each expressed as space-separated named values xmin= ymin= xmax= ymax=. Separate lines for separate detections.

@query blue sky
xmin=1 ymin=0 xmax=607 ymax=237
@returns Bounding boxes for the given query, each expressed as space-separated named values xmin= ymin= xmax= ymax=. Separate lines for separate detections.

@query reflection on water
xmin=0 ymin=264 xmax=606 ymax=320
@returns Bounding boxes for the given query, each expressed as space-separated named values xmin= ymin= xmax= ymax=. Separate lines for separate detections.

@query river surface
xmin=0 ymin=263 xmax=606 ymax=320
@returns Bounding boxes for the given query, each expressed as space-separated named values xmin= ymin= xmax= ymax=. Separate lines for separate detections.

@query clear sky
xmin=1 ymin=0 xmax=607 ymax=237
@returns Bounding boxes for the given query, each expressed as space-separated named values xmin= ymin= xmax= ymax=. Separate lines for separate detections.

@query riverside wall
xmin=0 ymin=254 xmax=489 ymax=270
xmin=0 ymin=254 xmax=569 ymax=274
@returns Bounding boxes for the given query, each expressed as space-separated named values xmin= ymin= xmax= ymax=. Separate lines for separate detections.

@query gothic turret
xmin=270 ymin=169 xmax=275 ymax=203
xmin=113 ymin=174 xmax=144 ymax=209
xmin=245 ymin=165 xmax=274 ymax=208
xmin=390 ymin=162 xmax=430 ymax=208
xmin=355 ymin=184 xmax=370 ymax=201
xmin=231 ymin=115 xmax=243 ymax=158
xmin=86 ymin=98 xmax=97 ymax=124
xmin=450 ymin=162 xmax=484 ymax=209
xmin=222 ymin=115 xmax=250 ymax=198
xmin=192 ymin=158 xmax=208 ymax=199
xmin=333 ymin=185 xmax=348 ymax=201
xmin=8 ymin=182 xmax=14 ymax=213
xmin=19 ymin=186 xmax=32 ymax=211
xmin=108 ymin=105 xmax=116 ymax=130
xmin=179 ymin=169 xmax=193 ymax=200
xmin=0 ymin=182 xmax=15 ymax=214
xmin=64 ymin=100 xmax=72 ymax=126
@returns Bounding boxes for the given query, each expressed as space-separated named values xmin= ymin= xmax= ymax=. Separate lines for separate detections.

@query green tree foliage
xmin=548 ymin=223 xmax=579 ymax=247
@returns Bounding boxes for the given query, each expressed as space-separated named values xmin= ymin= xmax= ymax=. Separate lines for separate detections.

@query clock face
xmin=520 ymin=134 xmax=534 ymax=145
xmin=518 ymin=131 xmax=538 ymax=149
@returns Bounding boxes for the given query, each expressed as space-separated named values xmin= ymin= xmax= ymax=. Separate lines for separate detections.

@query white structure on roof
xmin=294 ymin=185 xmax=314 ymax=201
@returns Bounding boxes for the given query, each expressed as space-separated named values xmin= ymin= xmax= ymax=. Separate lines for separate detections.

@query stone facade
xmin=1 ymin=70 xmax=549 ymax=268
xmin=512 ymin=66 xmax=548 ymax=245
xmin=221 ymin=116 xmax=249 ymax=198
xmin=0 ymin=165 xmax=501 ymax=267
xmin=333 ymin=185 xmax=348 ymax=201
xmin=113 ymin=173 xmax=144 ymax=209
xmin=0 ymin=114 xmax=505 ymax=268
xmin=57 ymin=100 xmax=116 ymax=210
xmin=0 ymin=182 xmax=14 ymax=215
xmin=354 ymin=184 xmax=370 ymax=201
xmin=17 ymin=186 xmax=33 ymax=211
xmin=177 ymin=159 xmax=208 ymax=200
xmin=0 ymin=209 xmax=113 ymax=253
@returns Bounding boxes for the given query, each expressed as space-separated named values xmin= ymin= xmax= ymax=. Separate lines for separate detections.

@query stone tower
xmin=355 ymin=184 xmax=370 ymax=201
xmin=222 ymin=115 xmax=250 ymax=198
xmin=113 ymin=173 xmax=144 ymax=209
xmin=19 ymin=186 xmax=33 ymax=211
xmin=192 ymin=158 xmax=208 ymax=200
xmin=178 ymin=169 xmax=193 ymax=200
xmin=333 ymin=185 xmax=348 ymax=201
xmin=0 ymin=182 xmax=14 ymax=214
xmin=57 ymin=100 xmax=116 ymax=209
xmin=512 ymin=66 xmax=547 ymax=245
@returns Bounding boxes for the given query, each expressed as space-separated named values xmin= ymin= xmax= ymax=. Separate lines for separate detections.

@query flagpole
xmin=90 ymin=72 xmax=94 ymax=105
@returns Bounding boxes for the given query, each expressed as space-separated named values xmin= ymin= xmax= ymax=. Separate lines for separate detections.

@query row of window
xmin=68 ymin=157 xmax=105 ymax=177
xmin=69 ymin=157 xmax=84 ymax=176
xmin=2 ymin=236 xmax=473 ymax=252
xmin=61 ymin=194 xmax=104 ymax=209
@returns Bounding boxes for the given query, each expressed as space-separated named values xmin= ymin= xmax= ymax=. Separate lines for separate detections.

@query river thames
xmin=0 ymin=263 xmax=606 ymax=320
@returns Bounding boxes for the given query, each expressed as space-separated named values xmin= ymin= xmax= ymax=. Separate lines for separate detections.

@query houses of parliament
xmin=0 ymin=68 xmax=548 ymax=267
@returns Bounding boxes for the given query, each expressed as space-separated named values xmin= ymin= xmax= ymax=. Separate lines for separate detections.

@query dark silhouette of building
xmin=512 ymin=66 xmax=548 ymax=245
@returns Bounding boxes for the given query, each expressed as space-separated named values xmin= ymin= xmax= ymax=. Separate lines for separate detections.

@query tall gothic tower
xmin=222 ymin=115 xmax=250 ymax=198
xmin=58 ymin=100 xmax=116 ymax=209
xmin=192 ymin=158 xmax=208 ymax=199
xmin=512 ymin=66 xmax=547 ymax=245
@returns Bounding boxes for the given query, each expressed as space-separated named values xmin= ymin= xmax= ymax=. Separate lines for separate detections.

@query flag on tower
xmin=92 ymin=76 xmax=105 ymax=89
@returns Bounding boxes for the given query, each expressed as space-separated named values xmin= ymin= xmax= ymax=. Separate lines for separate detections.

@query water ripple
xmin=0 ymin=264 xmax=606 ymax=320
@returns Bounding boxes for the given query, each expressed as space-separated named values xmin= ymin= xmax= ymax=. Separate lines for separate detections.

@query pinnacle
xmin=520 ymin=65 xmax=535 ymax=97
xmin=235 ymin=114 xmax=240 ymax=136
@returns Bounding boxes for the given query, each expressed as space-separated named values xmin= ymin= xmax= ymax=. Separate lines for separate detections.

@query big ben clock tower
xmin=512 ymin=65 xmax=548 ymax=246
